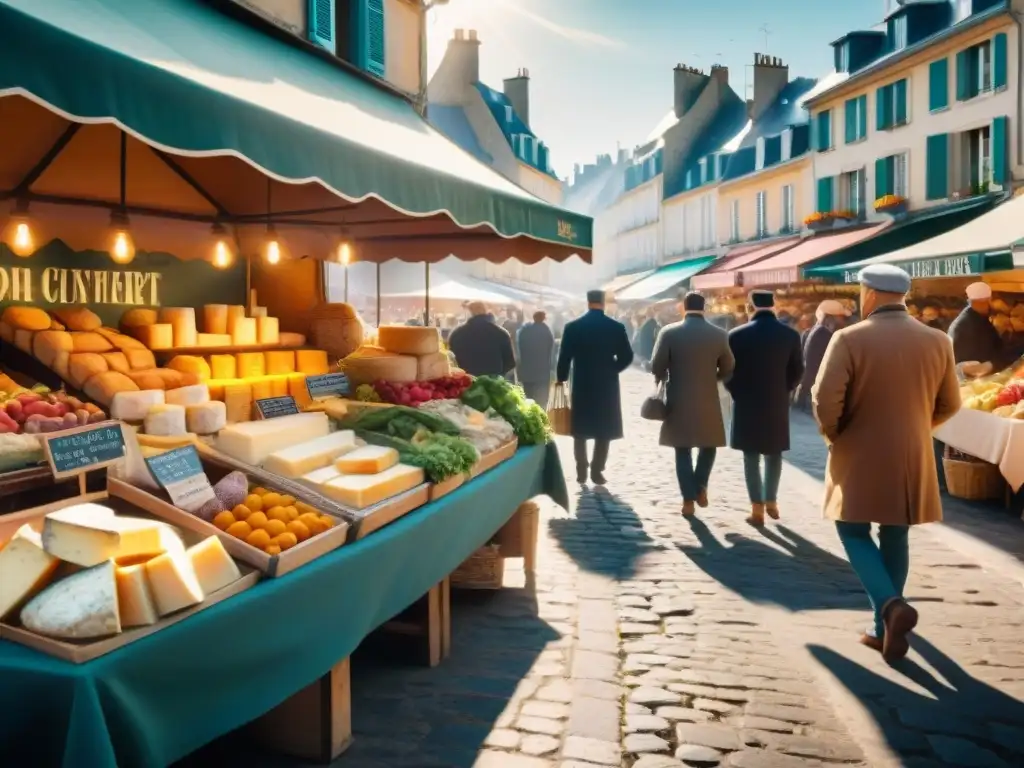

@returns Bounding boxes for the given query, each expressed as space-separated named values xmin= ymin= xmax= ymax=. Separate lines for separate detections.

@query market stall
xmin=612 ymin=254 xmax=717 ymax=304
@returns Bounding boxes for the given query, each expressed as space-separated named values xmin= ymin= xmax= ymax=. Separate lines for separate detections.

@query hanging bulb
xmin=2 ymin=201 xmax=36 ymax=258
xmin=264 ymin=225 xmax=281 ymax=265
xmin=211 ymin=223 xmax=235 ymax=268
xmin=108 ymin=210 xmax=136 ymax=265
xmin=337 ymin=239 xmax=352 ymax=266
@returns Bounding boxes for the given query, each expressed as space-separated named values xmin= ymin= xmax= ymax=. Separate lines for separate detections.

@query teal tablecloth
xmin=0 ymin=444 xmax=566 ymax=768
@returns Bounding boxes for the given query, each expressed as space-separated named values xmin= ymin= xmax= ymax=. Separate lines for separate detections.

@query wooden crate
xmin=470 ymin=440 xmax=518 ymax=478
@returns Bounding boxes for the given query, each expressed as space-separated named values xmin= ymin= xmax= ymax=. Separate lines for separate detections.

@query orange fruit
xmin=306 ymin=518 xmax=328 ymax=536
xmin=265 ymin=543 xmax=282 ymax=556
xmin=319 ymin=515 xmax=335 ymax=529
xmin=284 ymin=505 xmax=299 ymax=521
xmin=274 ymin=531 xmax=298 ymax=550
xmin=261 ymin=492 xmax=283 ymax=508
xmin=212 ymin=511 xmax=236 ymax=530
xmin=266 ymin=505 xmax=290 ymax=523
xmin=247 ymin=511 xmax=269 ymax=530
xmin=298 ymin=512 xmax=320 ymax=530
xmin=295 ymin=502 xmax=317 ymax=516
xmin=251 ymin=486 xmax=267 ymax=496
xmin=225 ymin=521 xmax=252 ymax=539
xmin=231 ymin=504 xmax=252 ymax=521
xmin=286 ymin=520 xmax=310 ymax=542
xmin=278 ymin=494 xmax=296 ymax=506
xmin=246 ymin=528 xmax=272 ymax=549
xmin=264 ymin=519 xmax=287 ymax=537
xmin=243 ymin=494 xmax=263 ymax=512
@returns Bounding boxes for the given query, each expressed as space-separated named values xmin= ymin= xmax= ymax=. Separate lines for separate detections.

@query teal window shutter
xmin=366 ymin=0 xmax=386 ymax=77
xmin=844 ymin=99 xmax=857 ymax=144
xmin=817 ymin=177 xmax=833 ymax=213
xmin=993 ymin=116 xmax=1008 ymax=185
xmin=995 ymin=33 xmax=1008 ymax=90
xmin=816 ymin=111 xmax=831 ymax=151
xmin=874 ymin=157 xmax=891 ymax=199
xmin=876 ymin=85 xmax=891 ymax=130
xmin=858 ymin=96 xmax=868 ymax=140
xmin=894 ymin=79 xmax=908 ymax=125
xmin=925 ymin=134 xmax=949 ymax=200
xmin=955 ymin=50 xmax=970 ymax=101
xmin=929 ymin=59 xmax=948 ymax=111
xmin=307 ymin=0 xmax=336 ymax=54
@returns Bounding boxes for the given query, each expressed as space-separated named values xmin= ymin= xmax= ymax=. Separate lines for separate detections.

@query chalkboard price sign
xmin=145 ymin=445 xmax=216 ymax=512
xmin=306 ymin=373 xmax=350 ymax=400
xmin=44 ymin=422 xmax=127 ymax=479
xmin=255 ymin=396 xmax=299 ymax=419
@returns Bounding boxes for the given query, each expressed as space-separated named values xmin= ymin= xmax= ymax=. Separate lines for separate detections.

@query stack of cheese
xmin=340 ymin=326 xmax=450 ymax=388
xmin=298 ymin=444 xmax=425 ymax=510
xmin=216 ymin=411 xmax=332 ymax=466
xmin=111 ymin=383 xmax=226 ymax=437
xmin=0 ymin=502 xmax=244 ymax=641
xmin=0 ymin=306 xmax=204 ymax=408
xmin=121 ymin=304 xmax=306 ymax=350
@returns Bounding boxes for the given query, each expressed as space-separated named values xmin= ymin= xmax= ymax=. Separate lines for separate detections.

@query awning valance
xmin=0 ymin=0 xmax=591 ymax=264
xmin=740 ymin=225 xmax=888 ymax=287
xmin=690 ymin=238 xmax=800 ymax=291
xmin=603 ymin=270 xmax=655 ymax=295
xmin=614 ymin=255 xmax=717 ymax=302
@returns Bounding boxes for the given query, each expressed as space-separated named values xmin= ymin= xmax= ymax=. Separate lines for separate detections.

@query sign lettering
xmin=145 ymin=445 xmax=216 ymax=512
xmin=556 ymin=220 xmax=577 ymax=242
xmin=0 ymin=266 xmax=162 ymax=306
xmin=306 ymin=373 xmax=351 ymax=400
xmin=255 ymin=396 xmax=300 ymax=419
xmin=44 ymin=422 xmax=127 ymax=479
xmin=843 ymin=255 xmax=978 ymax=283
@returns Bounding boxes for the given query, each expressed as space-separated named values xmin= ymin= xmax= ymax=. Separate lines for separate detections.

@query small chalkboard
xmin=306 ymin=372 xmax=350 ymax=400
xmin=255 ymin=396 xmax=299 ymax=419
xmin=43 ymin=422 xmax=127 ymax=480
xmin=145 ymin=445 xmax=216 ymax=512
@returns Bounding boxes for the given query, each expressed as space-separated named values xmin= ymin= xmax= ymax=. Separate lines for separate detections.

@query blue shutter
xmin=844 ymin=98 xmax=857 ymax=144
xmin=858 ymin=96 xmax=867 ymax=140
xmin=993 ymin=116 xmax=1008 ymax=185
xmin=929 ymin=59 xmax=948 ymax=111
xmin=307 ymin=0 xmax=336 ymax=54
xmin=816 ymin=111 xmax=831 ymax=151
xmin=955 ymin=50 xmax=970 ymax=101
xmin=925 ymin=134 xmax=949 ymax=200
xmin=874 ymin=156 xmax=893 ymax=199
xmin=876 ymin=85 xmax=891 ymax=130
xmin=994 ymin=33 xmax=1008 ymax=91
xmin=817 ymin=177 xmax=833 ymax=213
xmin=894 ymin=79 xmax=908 ymax=126
xmin=351 ymin=0 xmax=386 ymax=77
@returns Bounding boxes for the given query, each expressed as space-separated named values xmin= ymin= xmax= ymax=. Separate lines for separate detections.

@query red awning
xmin=691 ymin=237 xmax=801 ymax=290
xmin=740 ymin=224 xmax=890 ymax=287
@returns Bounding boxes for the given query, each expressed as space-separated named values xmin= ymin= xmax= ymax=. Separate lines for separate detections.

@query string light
xmin=264 ymin=225 xmax=281 ymax=265
xmin=337 ymin=239 xmax=352 ymax=266
xmin=1 ymin=201 xmax=36 ymax=258
xmin=211 ymin=223 xmax=235 ymax=268
xmin=108 ymin=210 xmax=136 ymax=265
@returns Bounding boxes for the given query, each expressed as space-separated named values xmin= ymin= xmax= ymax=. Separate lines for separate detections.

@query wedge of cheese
xmin=322 ymin=464 xmax=424 ymax=509
xmin=42 ymin=505 xmax=170 ymax=567
xmin=145 ymin=551 xmax=205 ymax=616
xmin=263 ymin=430 xmax=358 ymax=478
xmin=0 ymin=524 xmax=59 ymax=621
xmin=335 ymin=445 xmax=399 ymax=474
xmin=300 ymin=465 xmax=341 ymax=487
xmin=21 ymin=560 xmax=121 ymax=640
xmin=116 ymin=563 xmax=159 ymax=627
xmin=187 ymin=537 xmax=241 ymax=594
xmin=216 ymin=412 xmax=330 ymax=465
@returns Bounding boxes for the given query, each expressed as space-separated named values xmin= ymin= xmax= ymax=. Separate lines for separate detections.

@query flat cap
xmin=858 ymin=263 xmax=911 ymax=294
xmin=748 ymin=289 xmax=775 ymax=309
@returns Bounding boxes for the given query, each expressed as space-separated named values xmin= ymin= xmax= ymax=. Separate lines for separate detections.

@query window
xmin=700 ymin=196 xmax=711 ymax=248
xmin=874 ymin=153 xmax=908 ymax=199
xmin=963 ymin=125 xmax=992 ymax=193
xmin=876 ymin=79 xmax=908 ymax=130
xmin=958 ymin=41 xmax=995 ymax=100
xmin=889 ymin=15 xmax=908 ymax=51
xmin=755 ymin=191 xmax=767 ymax=237
xmin=730 ymin=199 xmax=740 ymax=242
xmin=781 ymin=128 xmax=793 ymax=161
xmin=700 ymin=157 xmax=708 ymax=184
xmin=894 ymin=153 xmax=908 ymax=197
xmin=978 ymin=41 xmax=993 ymax=92
xmin=815 ymin=110 xmax=832 ymax=151
xmin=844 ymin=169 xmax=863 ymax=217
xmin=504 ymin=105 xmax=513 ymax=122
xmin=755 ymin=138 xmax=766 ymax=170
xmin=844 ymin=95 xmax=867 ymax=143
xmin=956 ymin=0 xmax=973 ymax=22
xmin=835 ymin=42 xmax=850 ymax=74
xmin=782 ymin=184 xmax=795 ymax=232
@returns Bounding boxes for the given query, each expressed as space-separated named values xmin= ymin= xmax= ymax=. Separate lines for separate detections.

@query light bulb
xmin=210 ymin=223 xmax=234 ymax=268
xmin=266 ymin=239 xmax=281 ymax=265
xmin=2 ymin=206 xmax=36 ymax=258
xmin=108 ymin=211 xmax=136 ymax=264
xmin=338 ymin=241 xmax=352 ymax=266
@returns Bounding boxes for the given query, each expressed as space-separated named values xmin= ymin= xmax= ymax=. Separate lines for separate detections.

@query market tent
xmin=739 ymin=224 xmax=889 ymax=287
xmin=382 ymin=279 xmax=516 ymax=305
xmin=809 ymin=195 xmax=1022 ymax=280
xmin=0 ymin=0 xmax=590 ymax=265
xmin=614 ymin=256 xmax=717 ymax=301
xmin=603 ymin=270 xmax=655 ymax=294
xmin=690 ymin=237 xmax=801 ymax=291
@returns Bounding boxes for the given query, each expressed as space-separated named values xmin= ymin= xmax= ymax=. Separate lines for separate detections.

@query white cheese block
xmin=42 ymin=505 xmax=169 ymax=567
xmin=144 ymin=403 xmax=187 ymax=437
xmin=262 ymin=430 xmax=357 ymax=478
xmin=0 ymin=524 xmax=60 ymax=621
xmin=145 ymin=551 xmax=205 ymax=616
xmin=185 ymin=401 xmax=227 ymax=435
xmin=165 ymin=384 xmax=210 ymax=407
xmin=111 ymin=389 xmax=166 ymax=422
xmin=187 ymin=537 xmax=241 ymax=594
xmin=216 ymin=412 xmax=330 ymax=466
xmin=115 ymin=563 xmax=159 ymax=627
xmin=322 ymin=463 xmax=425 ymax=509
xmin=300 ymin=465 xmax=341 ymax=486
xmin=21 ymin=560 xmax=121 ymax=640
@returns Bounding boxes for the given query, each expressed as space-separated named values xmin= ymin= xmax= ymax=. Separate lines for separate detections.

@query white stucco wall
xmin=662 ymin=187 xmax=720 ymax=260
xmin=599 ymin=176 xmax=663 ymax=274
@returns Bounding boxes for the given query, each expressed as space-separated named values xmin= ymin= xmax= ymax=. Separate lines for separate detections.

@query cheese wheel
xmin=120 ymin=308 xmax=158 ymax=331
xmin=279 ymin=332 xmax=306 ymax=347
xmin=111 ymin=389 xmax=166 ymax=422
xmin=132 ymin=324 xmax=173 ymax=350
xmin=33 ymin=330 xmax=74 ymax=369
xmin=159 ymin=308 xmax=198 ymax=348
xmin=225 ymin=306 xmax=246 ymax=333
xmin=167 ymin=355 xmax=211 ymax=382
xmin=1 ymin=306 xmax=51 ymax=332
xmin=101 ymin=352 xmax=131 ymax=374
xmin=231 ymin=317 xmax=257 ymax=346
xmin=203 ymin=305 xmax=229 ymax=335
xmin=125 ymin=348 xmax=157 ymax=371
xmin=52 ymin=307 xmax=102 ymax=332
xmin=165 ymin=384 xmax=210 ymax=407
xmin=256 ymin=317 xmax=279 ymax=345
xmin=144 ymin=404 xmax=187 ymax=437
xmin=84 ymin=371 xmax=139 ymax=405
xmin=296 ymin=350 xmax=330 ymax=375
xmin=265 ymin=350 xmax=296 ymax=376
xmin=416 ymin=352 xmax=451 ymax=380
xmin=377 ymin=326 xmax=440 ymax=356
xmin=71 ymin=332 xmax=114 ymax=354
xmin=236 ymin=352 xmax=265 ymax=378
xmin=69 ymin=353 xmax=110 ymax=389
xmin=185 ymin=401 xmax=227 ymax=434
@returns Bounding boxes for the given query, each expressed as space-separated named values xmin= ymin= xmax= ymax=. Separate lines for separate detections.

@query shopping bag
xmin=548 ymin=383 xmax=572 ymax=436
xmin=640 ymin=380 xmax=667 ymax=421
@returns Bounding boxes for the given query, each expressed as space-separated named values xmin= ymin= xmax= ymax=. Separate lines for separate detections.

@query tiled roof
xmin=472 ymin=81 xmax=556 ymax=178
xmin=427 ymin=104 xmax=493 ymax=165
xmin=564 ymin=162 xmax=627 ymax=216
xmin=733 ymin=78 xmax=817 ymax=151
xmin=663 ymin=92 xmax=749 ymax=199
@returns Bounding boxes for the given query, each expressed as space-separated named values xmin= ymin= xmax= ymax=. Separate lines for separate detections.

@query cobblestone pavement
xmin=190 ymin=370 xmax=1024 ymax=767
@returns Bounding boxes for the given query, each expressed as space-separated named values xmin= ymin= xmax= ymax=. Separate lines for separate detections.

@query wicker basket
xmin=451 ymin=544 xmax=504 ymax=589
xmin=497 ymin=499 xmax=540 ymax=559
xmin=943 ymin=456 xmax=1004 ymax=501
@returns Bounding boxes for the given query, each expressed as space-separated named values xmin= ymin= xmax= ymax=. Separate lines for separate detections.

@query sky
xmin=426 ymin=0 xmax=885 ymax=180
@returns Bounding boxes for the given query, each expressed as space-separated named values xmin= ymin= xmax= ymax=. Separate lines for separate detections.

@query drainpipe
xmin=1014 ymin=12 xmax=1023 ymax=186
xmin=416 ymin=0 xmax=448 ymax=118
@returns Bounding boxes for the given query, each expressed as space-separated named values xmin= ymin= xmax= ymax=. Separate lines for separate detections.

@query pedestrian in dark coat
xmin=947 ymin=282 xmax=1021 ymax=368
xmin=726 ymin=290 xmax=804 ymax=526
xmin=516 ymin=311 xmax=555 ymax=408
xmin=448 ymin=302 xmax=516 ymax=377
xmin=556 ymin=290 xmax=634 ymax=485
xmin=795 ymin=300 xmax=850 ymax=410
xmin=635 ymin=314 xmax=660 ymax=369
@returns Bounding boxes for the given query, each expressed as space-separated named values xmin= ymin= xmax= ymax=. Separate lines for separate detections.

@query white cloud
xmin=497 ymin=0 xmax=625 ymax=49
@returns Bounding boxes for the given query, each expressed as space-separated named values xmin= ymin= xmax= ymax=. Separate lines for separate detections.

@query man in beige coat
xmin=813 ymin=264 xmax=960 ymax=663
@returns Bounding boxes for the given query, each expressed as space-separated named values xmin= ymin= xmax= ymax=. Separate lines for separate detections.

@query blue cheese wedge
xmin=42 ymin=504 xmax=172 ymax=567
xmin=20 ymin=560 xmax=121 ymax=640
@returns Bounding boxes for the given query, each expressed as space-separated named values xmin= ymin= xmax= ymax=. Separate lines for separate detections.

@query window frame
xmin=781 ymin=184 xmax=795 ymax=232
xmin=755 ymin=190 xmax=767 ymax=238
xmin=845 ymin=169 xmax=864 ymax=217
xmin=730 ymin=199 xmax=741 ymax=242
xmin=893 ymin=152 xmax=909 ymax=198
xmin=977 ymin=40 xmax=993 ymax=93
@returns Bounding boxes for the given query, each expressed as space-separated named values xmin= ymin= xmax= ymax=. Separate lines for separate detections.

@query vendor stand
xmin=0 ymin=0 xmax=588 ymax=764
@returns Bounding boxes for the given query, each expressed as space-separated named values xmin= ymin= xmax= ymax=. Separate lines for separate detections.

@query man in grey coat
xmin=651 ymin=292 xmax=735 ymax=516
xmin=516 ymin=311 xmax=555 ymax=407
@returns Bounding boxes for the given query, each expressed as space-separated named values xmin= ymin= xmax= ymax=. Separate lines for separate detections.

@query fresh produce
xmin=419 ymin=399 xmax=516 ymax=454
xmin=355 ymin=428 xmax=478 ymax=483
xmin=343 ymin=404 xmax=461 ymax=436
xmin=355 ymin=383 xmax=381 ymax=402
xmin=212 ymin=484 xmax=337 ymax=555
xmin=0 ymin=385 xmax=105 ymax=434
xmin=368 ymin=373 xmax=472 ymax=407
xmin=996 ymin=381 xmax=1024 ymax=408
xmin=0 ymin=432 xmax=45 ymax=473
xmin=460 ymin=376 xmax=551 ymax=445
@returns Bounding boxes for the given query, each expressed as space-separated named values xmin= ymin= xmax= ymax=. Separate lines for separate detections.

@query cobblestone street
xmin=197 ymin=370 xmax=1024 ymax=767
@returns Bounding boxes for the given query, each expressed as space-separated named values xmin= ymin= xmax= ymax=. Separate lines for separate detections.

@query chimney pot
xmin=454 ymin=28 xmax=464 ymax=40
xmin=468 ymin=29 xmax=478 ymax=41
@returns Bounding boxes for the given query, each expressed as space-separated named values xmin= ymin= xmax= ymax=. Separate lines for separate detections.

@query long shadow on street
xmin=809 ymin=637 xmax=1024 ymax=765
xmin=677 ymin=516 xmax=867 ymax=612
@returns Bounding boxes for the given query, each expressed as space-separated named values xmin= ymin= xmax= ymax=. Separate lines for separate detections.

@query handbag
xmin=641 ymin=380 xmax=667 ymax=421
xmin=548 ymin=383 xmax=572 ymax=436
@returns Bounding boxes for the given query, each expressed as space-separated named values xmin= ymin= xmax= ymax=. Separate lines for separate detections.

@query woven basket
xmin=943 ymin=457 xmax=1004 ymax=501
xmin=497 ymin=499 xmax=540 ymax=558
xmin=451 ymin=544 xmax=504 ymax=589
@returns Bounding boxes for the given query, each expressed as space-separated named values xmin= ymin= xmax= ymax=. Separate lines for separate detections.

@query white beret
xmin=965 ymin=282 xmax=992 ymax=300
xmin=858 ymin=264 xmax=911 ymax=294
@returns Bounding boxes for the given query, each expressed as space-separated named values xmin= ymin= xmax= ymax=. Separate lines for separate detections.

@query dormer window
xmin=956 ymin=0 xmax=973 ymax=23
xmin=889 ymin=15 xmax=908 ymax=51
xmin=504 ymin=105 xmax=513 ymax=123
xmin=781 ymin=128 xmax=793 ymax=161
xmin=835 ymin=42 xmax=851 ymax=74
xmin=755 ymin=137 xmax=766 ymax=170
xmin=700 ymin=157 xmax=708 ymax=184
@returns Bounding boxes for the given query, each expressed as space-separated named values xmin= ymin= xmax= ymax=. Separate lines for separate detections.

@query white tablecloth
xmin=934 ymin=409 xmax=1024 ymax=491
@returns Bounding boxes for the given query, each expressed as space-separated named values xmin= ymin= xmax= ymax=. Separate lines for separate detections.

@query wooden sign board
xmin=144 ymin=445 xmax=216 ymax=513
xmin=42 ymin=421 xmax=127 ymax=480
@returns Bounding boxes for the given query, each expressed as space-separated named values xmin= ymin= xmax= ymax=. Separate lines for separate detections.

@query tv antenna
xmin=758 ymin=24 xmax=771 ymax=51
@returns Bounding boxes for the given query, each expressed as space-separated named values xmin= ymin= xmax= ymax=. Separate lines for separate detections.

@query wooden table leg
xmin=251 ymin=657 xmax=352 ymax=762
xmin=381 ymin=578 xmax=451 ymax=668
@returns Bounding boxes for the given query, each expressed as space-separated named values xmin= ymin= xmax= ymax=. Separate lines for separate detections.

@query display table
xmin=0 ymin=444 xmax=567 ymax=768
xmin=935 ymin=409 xmax=1024 ymax=491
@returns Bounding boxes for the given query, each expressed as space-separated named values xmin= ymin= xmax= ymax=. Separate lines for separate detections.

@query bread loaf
xmin=98 ymin=328 xmax=148 ymax=351
xmin=120 ymin=308 xmax=158 ymax=332
xmin=126 ymin=369 xmax=167 ymax=391
xmin=14 ymin=329 xmax=34 ymax=353
xmin=83 ymin=370 xmax=139 ymax=406
xmin=71 ymin=332 xmax=114 ymax=353
xmin=101 ymin=351 xmax=131 ymax=374
xmin=167 ymin=355 xmax=211 ymax=382
xmin=0 ymin=321 xmax=12 ymax=342
xmin=2 ymin=306 xmax=51 ymax=332
xmin=125 ymin=348 xmax=157 ymax=371
xmin=52 ymin=307 xmax=102 ymax=332
xmin=69 ymin=353 xmax=110 ymax=389
xmin=33 ymin=330 xmax=74 ymax=368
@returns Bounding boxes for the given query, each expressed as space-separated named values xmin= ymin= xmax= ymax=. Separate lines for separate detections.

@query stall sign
xmin=0 ymin=266 xmax=162 ymax=306
xmin=842 ymin=254 xmax=980 ymax=283
xmin=255 ymin=396 xmax=299 ymax=419
xmin=743 ymin=267 xmax=799 ymax=287
xmin=44 ymin=422 xmax=127 ymax=479
xmin=306 ymin=373 xmax=351 ymax=399
xmin=145 ymin=445 xmax=216 ymax=513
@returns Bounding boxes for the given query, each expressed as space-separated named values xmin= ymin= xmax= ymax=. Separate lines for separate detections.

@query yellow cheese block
xmin=279 ymin=332 xmax=306 ymax=346
xmin=187 ymin=537 xmax=240 ymax=594
xmin=377 ymin=326 xmax=440 ymax=356
xmin=136 ymin=432 xmax=199 ymax=450
xmin=296 ymin=349 xmax=329 ymax=375
xmin=203 ymin=305 xmax=229 ymax=335
xmin=268 ymin=375 xmax=290 ymax=398
xmin=225 ymin=306 xmax=246 ymax=334
xmin=159 ymin=308 xmax=198 ymax=348
xmin=288 ymin=373 xmax=312 ymax=408
xmin=207 ymin=380 xmax=227 ymax=401
xmin=133 ymin=324 xmax=173 ymax=350
xmin=236 ymin=352 xmax=266 ymax=379
xmin=0 ymin=525 xmax=59 ymax=621
xmin=322 ymin=464 xmax=425 ymax=509
xmin=196 ymin=333 xmax=232 ymax=347
xmin=210 ymin=354 xmax=236 ymax=380
xmin=167 ymin=355 xmax=211 ymax=382
xmin=231 ymin=317 xmax=257 ymax=346
xmin=250 ymin=377 xmax=273 ymax=402
xmin=263 ymin=430 xmax=357 ymax=478
xmin=256 ymin=316 xmax=279 ymax=345
xmin=265 ymin=350 xmax=296 ymax=376
xmin=335 ymin=445 xmax=399 ymax=474
xmin=416 ymin=352 xmax=451 ymax=380
xmin=41 ymin=505 xmax=169 ymax=567
xmin=116 ymin=563 xmax=159 ymax=627
xmin=216 ymin=412 xmax=331 ymax=465
xmin=223 ymin=381 xmax=253 ymax=424
xmin=145 ymin=551 xmax=205 ymax=616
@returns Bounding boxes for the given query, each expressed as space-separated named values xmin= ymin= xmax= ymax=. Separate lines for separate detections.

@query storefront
xmin=611 ymin=254 xmax=717 ymax=303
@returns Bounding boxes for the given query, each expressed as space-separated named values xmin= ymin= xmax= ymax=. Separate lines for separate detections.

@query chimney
xmin=442 ymin=28 xmax=481 ymax=86
xmin=673 ymin=63 xmax=709 ymax=118
xmin=710 ymin=63 xmax=729 ymax=87
xmin=752 ymin=52 xmax=789 ymax=122
xmin=503 ymin=68 xmax=530 ymax=127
